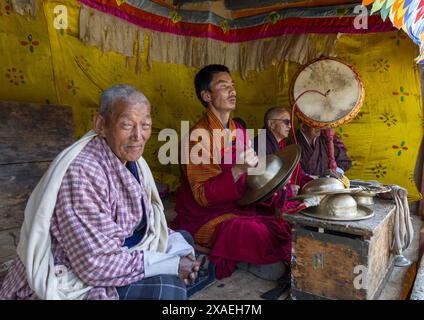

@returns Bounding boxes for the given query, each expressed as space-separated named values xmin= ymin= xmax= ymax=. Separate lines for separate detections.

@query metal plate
xmin=300 ymin=205 xmax=375 ymax=221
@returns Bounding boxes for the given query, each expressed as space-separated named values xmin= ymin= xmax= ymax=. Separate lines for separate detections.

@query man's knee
xmin=159 ymin=275 xmax=187 ymax=300
xmin=117 ymin=274 xmax=187 ymax=300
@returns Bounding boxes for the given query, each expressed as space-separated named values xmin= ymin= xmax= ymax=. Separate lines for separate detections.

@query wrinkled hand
xmin=178 ymin=254 xmax=203 ymax=286
xmin=303 ymin=195 xmax=321 ymax=208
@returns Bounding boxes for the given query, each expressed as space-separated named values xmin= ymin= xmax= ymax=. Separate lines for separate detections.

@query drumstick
xmin=290 ymin=89 xmax=329 ymax=145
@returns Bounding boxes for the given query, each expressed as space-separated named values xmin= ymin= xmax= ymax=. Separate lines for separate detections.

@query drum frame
xmin=289 ymin=56 xmax=365 ymax=128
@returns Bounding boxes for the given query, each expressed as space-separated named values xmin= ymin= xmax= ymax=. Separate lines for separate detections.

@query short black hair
xmin=194 ymin=64 xmax=230 ymax=107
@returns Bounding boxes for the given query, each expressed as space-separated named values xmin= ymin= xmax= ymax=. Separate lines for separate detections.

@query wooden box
xmin=283 ymin=199 xmax=396 ymax=300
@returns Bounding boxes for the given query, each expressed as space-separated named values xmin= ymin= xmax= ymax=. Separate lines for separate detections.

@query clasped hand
xmin=178 ymin=254 xmax=205 ymax=286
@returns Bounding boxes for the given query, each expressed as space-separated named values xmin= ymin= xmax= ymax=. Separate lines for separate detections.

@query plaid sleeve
xmin=54 ymin=163 xmax=146 ymax=287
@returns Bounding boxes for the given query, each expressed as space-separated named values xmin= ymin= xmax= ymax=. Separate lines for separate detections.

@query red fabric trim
xmin=79 ymin=0 xmax=396 ymax=43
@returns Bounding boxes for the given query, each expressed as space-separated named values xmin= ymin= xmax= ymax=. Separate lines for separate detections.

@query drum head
xmin=290 ymin=57 xmax=365 ymax=128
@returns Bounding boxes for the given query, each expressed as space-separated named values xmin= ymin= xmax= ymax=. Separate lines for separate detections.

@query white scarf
xmin=390 ymin=185 xmax=414 ymax=255
xmin=16 ymin=130 xmax=169 ymax=300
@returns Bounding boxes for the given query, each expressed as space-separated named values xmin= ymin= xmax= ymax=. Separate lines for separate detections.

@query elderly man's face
xmin=96 ymin=100 xmax=152 ymax=163
xmin=269 ymin=111 xmax=291 ymax=140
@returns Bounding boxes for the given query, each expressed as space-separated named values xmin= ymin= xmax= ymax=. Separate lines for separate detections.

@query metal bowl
xmin=319 ymin=194 xmax=358 ymax=218
xmin=353 ymin=191 xmax=377 ymax=205
xmin=300 ymin=177 xmax=345 ymax=195
xmin=351 ymin=184 xmax=391 ymax=206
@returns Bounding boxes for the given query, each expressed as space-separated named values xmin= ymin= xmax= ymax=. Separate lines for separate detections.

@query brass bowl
xmin=353 ymin=191 xmax=377 ymax=205
xmin=301 ymin=193 xmax=375 ymax=221
xmin=319 ymin=194 xmax=357 ymax=218
xmin=246 ymin=154 xmax=283 ymax=190
xmin=300 ymin=177 xmax=345 ymax=194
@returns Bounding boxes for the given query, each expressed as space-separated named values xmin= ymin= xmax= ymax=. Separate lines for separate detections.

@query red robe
xmin=172 ymin=110 xmax=303 ymax=279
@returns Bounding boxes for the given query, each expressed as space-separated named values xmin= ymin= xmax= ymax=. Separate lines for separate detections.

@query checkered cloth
xmin=117 ymin=275 xmax=186 ymax=300
xmin=116 ymin=230 xmax=216 ymax=300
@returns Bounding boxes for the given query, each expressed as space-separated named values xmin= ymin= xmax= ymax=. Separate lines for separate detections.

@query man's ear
xmin=93 ymin=113 xmax=106 ymax=137
xmin=200 ymin=90 xmax=211 ymax=105
xmin=267 ymin=120 xmax=274 ymax=130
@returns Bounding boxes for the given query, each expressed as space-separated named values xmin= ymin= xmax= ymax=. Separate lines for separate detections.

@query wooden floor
xmin=190 ymin=270 xmax=285 ymax=300
xmin=0 ymin=196 xmax=422 ymax=299
xmin=188 ymin=215 xmax=423 ymax=300
xmin=378 ymin=215 xmax=422 ymax=300
xmin=164 ymin=197 xmax=424 ymax=300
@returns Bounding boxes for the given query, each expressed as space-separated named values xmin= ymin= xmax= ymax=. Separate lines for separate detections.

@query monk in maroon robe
xmin=172 ymin=66 xmax=316 ymax=279
xmin=292 ymin=123 xmax=352 ymax=177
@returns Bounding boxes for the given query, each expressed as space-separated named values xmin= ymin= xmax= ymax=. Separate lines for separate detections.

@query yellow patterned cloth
xmin=0 ymin=0 xmax=422 ymax=201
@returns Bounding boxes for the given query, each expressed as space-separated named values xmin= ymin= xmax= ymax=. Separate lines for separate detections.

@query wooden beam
xmin=0 ymin=162 xmax=50 ymax=231
xmin=0 ymin=101 xmax=74 ymax=164
xmin=0 ymin=228 xmax=20 ymax=284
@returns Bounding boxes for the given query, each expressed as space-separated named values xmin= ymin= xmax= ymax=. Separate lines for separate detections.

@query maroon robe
xmin=294 ymin=129 xmax=352 ymax=176
xmin=172 ymin=111 xmax=297 ymax=279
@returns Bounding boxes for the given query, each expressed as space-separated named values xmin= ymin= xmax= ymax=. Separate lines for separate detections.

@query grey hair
xmin=99 ymin=84 xmax=150 ymax=117
xmin=264 ymin=106 xmax=290 ymax=126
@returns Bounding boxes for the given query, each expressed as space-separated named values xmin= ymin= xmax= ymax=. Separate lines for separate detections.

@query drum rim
xmin=289 ymin=56 xmax=365 ymax=128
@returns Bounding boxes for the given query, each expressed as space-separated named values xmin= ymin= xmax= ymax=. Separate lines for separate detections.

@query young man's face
xmin=95 ymin=100 xmax=152 ymax=163
xmin=202 ymin=72 xmax=236 ymax=112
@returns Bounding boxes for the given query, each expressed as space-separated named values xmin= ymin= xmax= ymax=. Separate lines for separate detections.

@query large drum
xmin=290 ymin=57 xmax=365 ymax=128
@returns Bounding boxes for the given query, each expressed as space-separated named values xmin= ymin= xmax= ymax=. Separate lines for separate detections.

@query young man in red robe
xmin=172 ymin=65 xmax=317 ymax=279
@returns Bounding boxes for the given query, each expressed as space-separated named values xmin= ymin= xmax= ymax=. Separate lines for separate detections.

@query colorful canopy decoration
xmin=75 ymin=0 xmax=397 ymax=77
xmin=79 ymin=0 xmax=395 ymax=41
xmin=363 ymin=0 xmax=424 ymax=62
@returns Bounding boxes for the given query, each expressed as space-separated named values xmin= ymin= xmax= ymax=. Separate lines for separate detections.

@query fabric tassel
xmin=11 ymin=0 xmax=37 ymax=17
xmin=79 ymin=5 xmax=339 ymax=78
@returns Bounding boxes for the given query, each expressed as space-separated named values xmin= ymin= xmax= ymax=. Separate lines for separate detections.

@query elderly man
xmin=0 ymin=85 xmax=200 ymax=300
xmin=294 ymin=122 xmax=352 ymax=177
xmin=172 ymin=65 xmax=312 ymax=280
xmin=253 ymin=107 xmax=312 ymax=196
